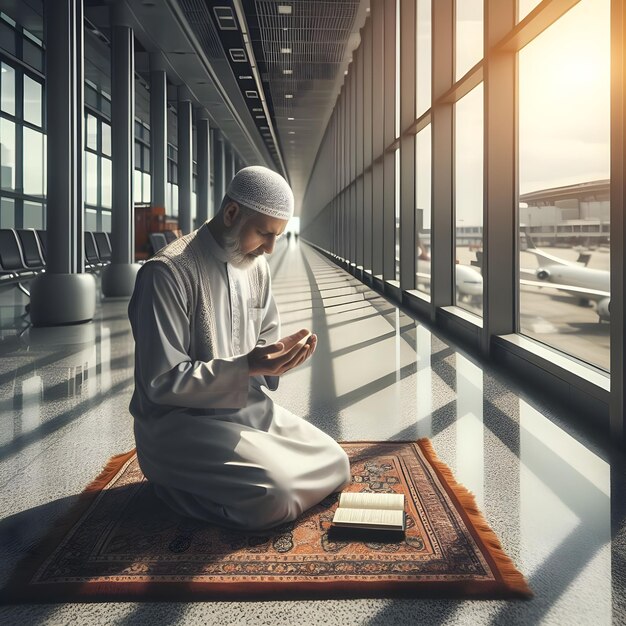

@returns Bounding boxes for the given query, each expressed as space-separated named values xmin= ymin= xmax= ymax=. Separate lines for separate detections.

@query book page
xmin=338 ymin=492 xmax=404 ymax=511
xmin=332 ymin=507 xmax=404 ymax=528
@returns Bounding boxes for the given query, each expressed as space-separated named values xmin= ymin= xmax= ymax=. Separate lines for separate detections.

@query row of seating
xmin=0 ymin=229 xmax=113 ymax=295
xmin=149 ymin=230 xmax=178 ymax=254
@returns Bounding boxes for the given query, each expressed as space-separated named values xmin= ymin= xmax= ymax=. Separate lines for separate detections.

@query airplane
xmin=416 ymin=246 xmax=483 ymax=305
xmin=520 ymin=232 xmax=610 ymax=322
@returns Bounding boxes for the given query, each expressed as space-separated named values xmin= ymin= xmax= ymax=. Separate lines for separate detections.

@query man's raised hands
xmin=247 ymin=328 xmax=317 ymax=377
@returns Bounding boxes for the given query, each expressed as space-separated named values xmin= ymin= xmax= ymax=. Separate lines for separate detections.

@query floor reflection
xmin=0 ymin=244 xmax=623 ymax=624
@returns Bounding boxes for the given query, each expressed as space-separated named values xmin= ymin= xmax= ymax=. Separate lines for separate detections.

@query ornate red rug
xmin=1 ymin=440 xmax=531 ymax=602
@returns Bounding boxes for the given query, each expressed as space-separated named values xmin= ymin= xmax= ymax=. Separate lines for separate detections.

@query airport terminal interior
xmin=1 ymin=0 xmax=625 ymax=624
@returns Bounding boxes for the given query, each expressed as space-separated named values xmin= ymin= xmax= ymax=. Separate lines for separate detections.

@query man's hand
xmin=247 ymin=328 xmax=317 ymax=377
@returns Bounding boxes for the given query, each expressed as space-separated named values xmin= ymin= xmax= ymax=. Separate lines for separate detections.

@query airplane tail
xmin=522 ymin=227 xmax=576 ymax=267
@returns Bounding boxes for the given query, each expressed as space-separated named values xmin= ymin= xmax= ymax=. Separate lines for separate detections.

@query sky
xmin=451 ymin=0 xmax=611 ymax=227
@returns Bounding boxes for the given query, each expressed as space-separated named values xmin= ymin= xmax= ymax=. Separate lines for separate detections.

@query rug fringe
xmin=416 ymin=438 xmax=533 ymax=598
xmin=83 ymin=449 xmax=137 ymax=496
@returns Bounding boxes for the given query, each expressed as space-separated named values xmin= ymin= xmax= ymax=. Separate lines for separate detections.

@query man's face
xmin=222 ymin=204 xmax=288 ymax=268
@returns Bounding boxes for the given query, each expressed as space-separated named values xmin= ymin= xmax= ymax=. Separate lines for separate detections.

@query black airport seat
xmin=0 ymin=228 xmax=38 ymax=294
xmin=84 ymin=231 xmax=103 ymax=270
xmin=36 ymin=229 xmax=47 ymax=258
xmin=149 ymin=232 xmax=168 ymax=255
xmin=93 ymin=232 xmax=112 ymax=263
xmin=163 ymin=230 xmax=177 ymax=243
xmin=16 ymin=229 xmax=46 ymax=270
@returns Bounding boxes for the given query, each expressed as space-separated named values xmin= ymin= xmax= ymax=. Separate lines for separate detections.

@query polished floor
xmin=0 ymin=239 xmax=624 ymax=625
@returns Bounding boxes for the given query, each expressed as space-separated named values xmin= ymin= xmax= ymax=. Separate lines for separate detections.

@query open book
xmin=331 ymin=492 xmax=405 ymax=532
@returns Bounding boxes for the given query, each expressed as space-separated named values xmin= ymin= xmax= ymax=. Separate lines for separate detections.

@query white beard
xmin=222 ymin=225 xmax=259 ymax=269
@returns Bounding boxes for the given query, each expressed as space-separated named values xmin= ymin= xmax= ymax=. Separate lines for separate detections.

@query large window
xmin=415 ymin=124 xmax=431 ymax=299
xmin=518 ymin=0 xmax=611 ymax=371
xmin=84 ymin=110 xmax=113 ymax=229
xmin=134 ymin=119 xmax=151 ymax=205
xmin=455 ymin=0 xmax=483 ymax=80
xmin=415 ymin=0 xmax=431 ymax=118
xmin=454 ymin=83 xmax=483 ymax=316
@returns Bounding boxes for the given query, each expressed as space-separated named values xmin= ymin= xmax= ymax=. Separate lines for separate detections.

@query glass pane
xmin=518 ymin=0 xmax=543 ymax=22
xmin=454 ymin=83 xmax=483 ymax=316
xmin=23 ymin=201 xmax=43 ymax=229
xmin=395 ymin=0 xmax=400 ymax=139
xmin=23 ymin=75 xmax=42 ymax=127
xmin=518 ymin=0 xmax=610 ymax=371
xmin=101 ymin=94 xmax=111 ymax=118
xmin=172 ymin=183 xmax=179 ymax=216
xmin=416 ymin=0 xmax=431 ymax=117
xmin=85 ymin=84 xmax=98 ymax=109
xmin=0 ymin=117 xmax=15 ymax=189
xmin=101 ymin=210 xmax=111 ymax=233
xmin=415 ymin=124 xmax=431 ymax=297
xmin=86 ymin=114 xmax=98 ymax=151
xmin=0 ymin=197 xmax=14 ymax=227
xmin=102 ymin=121 xmax=111 ymax=156
xmin=135 ymin=142 xmax=142 ymax=170
xmin=455 ymin=0 xmax=483 ymax=81
xmin=1 ymin=62 xmax=15 ymax=115
xmin=143 ymin=145 xmax=150 ymax=173
xmin=142 ymin=172 xmax=151 ymax=204
xmin=23 ymin=40 xmax=43 ymax=72
xmin=85 ymin=208 xmax=98 ymax=232
xmin=101 ymin=157 xmax=112 ymax=208
xmin=23 ymin=127 xmax=44 ymax=196
xmin=85 ymin=152 xmax=98 ymax=205
xmin=0 ymin=21 xmax=16 ymax=55
xmin=394 ymin=148 xmax=400 ymax=280
xmin=134 ymin=169 xmax=142 ymax=203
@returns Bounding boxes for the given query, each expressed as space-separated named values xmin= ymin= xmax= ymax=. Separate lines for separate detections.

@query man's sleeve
xmin=258 ymin=263 xmax=280 ymax=391
xmin=129 ymin=263 xmax=249 ymax=409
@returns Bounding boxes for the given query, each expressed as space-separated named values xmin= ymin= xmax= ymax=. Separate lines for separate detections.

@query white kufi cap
xmin=226 ymin=166 xmax=294 ymax=220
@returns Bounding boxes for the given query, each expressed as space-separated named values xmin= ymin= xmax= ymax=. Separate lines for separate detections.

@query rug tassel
xmin=417 ymin=438 xmax=533 ymax=598
xmin=83 ymin=449 xmax=137 ymax=496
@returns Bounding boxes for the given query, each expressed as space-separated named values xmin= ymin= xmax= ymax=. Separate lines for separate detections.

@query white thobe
xmin=128 ymin=224 xmax=350 ymax=530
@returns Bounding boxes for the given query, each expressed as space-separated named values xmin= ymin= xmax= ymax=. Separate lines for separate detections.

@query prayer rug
xmin=1 ymin=440 xmax=531 ymax=602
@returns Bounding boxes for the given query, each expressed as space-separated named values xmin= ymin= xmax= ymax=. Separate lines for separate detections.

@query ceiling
xmin=176 ymin=0 xmax=369 ymax=213
xmin=1 ymin=0 xmax=369 ymax=215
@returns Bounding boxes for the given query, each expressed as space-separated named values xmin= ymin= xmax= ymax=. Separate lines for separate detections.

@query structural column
xmin=224 ymin=143 xmax=234 ymax=187
xmin=177 ymin=86 xmax=193 ymax=235
xmin=150 ymin=54 xmax=167 ymax=212
xmin=212 ymin=130 xmax=225 ymax=208
xmin=30 ymin=0 xmax=96 ymax=326
xmin=102 ymin=1 xmax=140 ymax=297
xmin=196 ymin=110 xmax=211 ymax=225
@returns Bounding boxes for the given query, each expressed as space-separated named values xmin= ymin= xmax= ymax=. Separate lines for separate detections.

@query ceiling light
xmin=278 ymin=5 xmax=292 ymax=15
xmin=283 ymin=69 xmax=293 ymax=75
xmin=288 ymin=131 xmax=295 ymax=134
xmin=252 ymin=107 xmax=263 ymax=112
xmin=238 ymin=75 xmax=252 ymax=80
xmin=255 ymin=115 xmax=264 ymax=119
xmin=281 ymin=47 xmax=291 ymax=54
xmin=344 ymin=70 xmax=348 ymax=75
xmin=285 ymin=94 xmax=293 ymax=98
xmin=287 ymin=117 xmax=294 ymax=120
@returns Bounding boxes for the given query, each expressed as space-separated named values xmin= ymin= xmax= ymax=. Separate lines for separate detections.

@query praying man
xmin=128 ymin=166 xmax=351 ymax=531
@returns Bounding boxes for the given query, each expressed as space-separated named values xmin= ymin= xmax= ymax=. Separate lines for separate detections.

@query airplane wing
xmin=519 ymin=278 xmax=610 ymax=299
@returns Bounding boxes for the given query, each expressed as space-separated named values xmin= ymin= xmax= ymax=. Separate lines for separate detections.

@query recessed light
xmin=238 ymin=75 xmax=252 ymax=80
xmin=283 ymin=69 xmax=293 ymax=75
xmin=252 ymin=107 xmax=263 ymax=112
xmin=344 ymin=70 xmax=348 ymax=75
xmin=255 ymin=115 xmax=264 ymax=119
xmin=288 ymin=131 xmax=295 ymax=134
xmin=278 ymin=5 xmax=292 ymax=15
xmin=283 ymin=27 xmax=288 ymax=31
xmin=287 ymin=117 xmax=294 ymax=120
xmin=245 ymin=90 xmax=258 ymax=98
xmin=285 ymin=94 xmax=293 ymax=98
xmin=281 ymin=47 xmax=291 ymax=54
